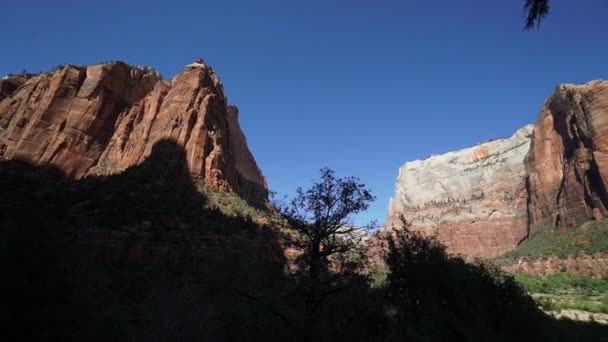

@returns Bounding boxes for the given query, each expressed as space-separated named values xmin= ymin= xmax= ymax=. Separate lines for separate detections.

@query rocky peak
xmin=0 ymin=59 xmax=267 ymax=206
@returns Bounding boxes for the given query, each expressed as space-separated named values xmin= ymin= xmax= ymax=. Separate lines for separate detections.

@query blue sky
xmin=2 ymin=0 xmax=607 ymax=225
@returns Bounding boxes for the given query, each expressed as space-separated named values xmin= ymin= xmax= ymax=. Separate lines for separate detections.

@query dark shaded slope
xmin=2 ymin=139 xmax=607 ymax=341
xmin=0 ymin=139 xmax=286 ymax=341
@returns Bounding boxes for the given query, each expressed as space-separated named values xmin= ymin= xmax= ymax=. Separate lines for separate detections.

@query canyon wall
xmin=386 ymin=125 xmax=534 ymax=258
xmin=385 ymin=80 xmax=608 ymax=260
xmin=526 ymin=80 xmax=608 ymax=232
xmin=0 ymin=60 xmax=267 ymax=206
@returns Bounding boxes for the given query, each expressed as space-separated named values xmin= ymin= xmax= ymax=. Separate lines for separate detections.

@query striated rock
xmin=526 ymin=80 xmax=608 ymax=232
xmin=501 ymin=254 xmax=608 ymax=278
xmin=385 ymin=125 xmax=534 ymax=258
xmin=0 ymin=60 xmax=267 ymax=206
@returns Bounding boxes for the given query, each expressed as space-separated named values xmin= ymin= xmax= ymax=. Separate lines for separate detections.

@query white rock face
xmin=389 ymin=125 xmax=533 ymax=221
xmin=385 ymin=124 xmax=534 ymax=258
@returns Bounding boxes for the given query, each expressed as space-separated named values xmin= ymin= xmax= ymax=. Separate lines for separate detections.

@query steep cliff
xmin=526 ymin=80 xmax=608 ymax=232
xmin=386 ymin=125 xmax=533 ymax=258
xmin=0 ymin=60 xmax=267 ymax=206
xmin=384 ymin=79 xmax=608 ymax=260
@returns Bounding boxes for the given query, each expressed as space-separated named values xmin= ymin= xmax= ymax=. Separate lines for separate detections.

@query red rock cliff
xmin=526 ymin=80 xmax=608 ymax=232
xmin=0 ymin=60 xmax=267 ymax=206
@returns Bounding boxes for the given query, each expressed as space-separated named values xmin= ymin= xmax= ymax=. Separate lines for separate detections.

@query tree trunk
xmin=305 ymin=238 xmax=322 ymax=342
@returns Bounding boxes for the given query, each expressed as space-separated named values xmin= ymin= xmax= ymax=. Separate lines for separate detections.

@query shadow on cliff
xmin=2 ymin=141 xmax=608 ymax=342
xmin=0 ymin=139 xmax=291 ymax=341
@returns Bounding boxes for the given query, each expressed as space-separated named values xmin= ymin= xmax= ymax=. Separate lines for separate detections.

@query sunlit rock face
xmin=0 ymin=60 xmax=267 ymax=206
xmin=379 ymin=79 xmax=608 ymax=261
xmin=525 ymin=80 xmax=608 ymax=233
xmin=385 ymin=125 xmax=534 ymax=258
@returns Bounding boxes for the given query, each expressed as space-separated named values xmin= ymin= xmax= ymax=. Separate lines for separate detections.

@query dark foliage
xmin=524 ymin=0 xmax=550 ymax=30
xmin=276 ymin=167 xmax=377 ymax=341
xmin=0 ymin=140 xmax=288 ymax=341
xmin=0 ymin=143 xmax=384 ymax=342
xmin=2 ymin=146 xmax=607 ymax=341
xmin=381 ymin=225 xmax=542 ymax=341
xmin=378 ymin=219 xmax=608 ymax=341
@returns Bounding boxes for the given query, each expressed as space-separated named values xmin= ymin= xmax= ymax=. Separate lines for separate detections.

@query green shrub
xmin=199 ymin=185 xmax=268 ymax=222
xmin=514 ymin=272 xmax=608 ymax=295
xmin=535 ymin=295 xmax=608 ymax=314
xmin=368 ymin=266 xmax=388 ymax=288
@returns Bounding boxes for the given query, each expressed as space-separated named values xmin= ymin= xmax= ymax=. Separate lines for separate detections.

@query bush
xmin=380 ymin=226 xmax=544 ymax=341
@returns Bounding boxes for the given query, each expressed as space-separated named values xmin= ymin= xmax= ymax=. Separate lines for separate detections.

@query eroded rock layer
xmin=386 ymin=125 xmax=534 ymax=258
xmin=502 ymin=254 xmax=608 ymax=278
xmin=0 ymin=60 xmax=267 ymax=206
xmin=525 ymin=80 xmax=608 ymax=232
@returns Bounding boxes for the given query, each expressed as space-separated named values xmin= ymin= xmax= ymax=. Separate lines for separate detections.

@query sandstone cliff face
xmin=386 ymin=125 xmax=533 ymax=258
xmin=0 ymin=60 xmax=267 ymax=206
xmin=526 ymin=80 xmax=608 ymax=232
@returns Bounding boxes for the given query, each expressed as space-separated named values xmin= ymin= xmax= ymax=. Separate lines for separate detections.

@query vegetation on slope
xmin=513 ymin=273 xmax=608 ymax=315
xmin=514 ymin=272 xmax=608 ymax=295
xmin=498 ymin=220 xmax=608 ymax=260
xmin=541 ymin=294 xmax=608 ymax=315
xmin=494 ymin=221 xmax=608 ymax=321
xmin=200 ymin=185 xmax=270 ymax=222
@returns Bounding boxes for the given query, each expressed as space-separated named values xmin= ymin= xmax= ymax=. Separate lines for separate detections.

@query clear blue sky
xmin=2 ymin=0 xmax=607 ymax=225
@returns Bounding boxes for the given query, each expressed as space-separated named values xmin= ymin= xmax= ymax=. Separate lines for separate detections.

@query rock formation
xmin=384 ymin=80 xmax=608 ymax=260
xmin=385 ymin=125 xmax=534 ymax=258
xmin=526 ymin=80 xmax=608 ymax=232
xmin=502 ymin=254 xmax=608 ymax=278
xmin=0 ymin=60 xmax=267 ymax=206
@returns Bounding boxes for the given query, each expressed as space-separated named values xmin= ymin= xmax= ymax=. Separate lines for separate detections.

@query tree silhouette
xmin=276 ymin=167 xmax=375 ymax=341
xmin=380 ymin=218 xmax=546 ymax=341
xmin=524 ymin=0 xmax=550 ymax=30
